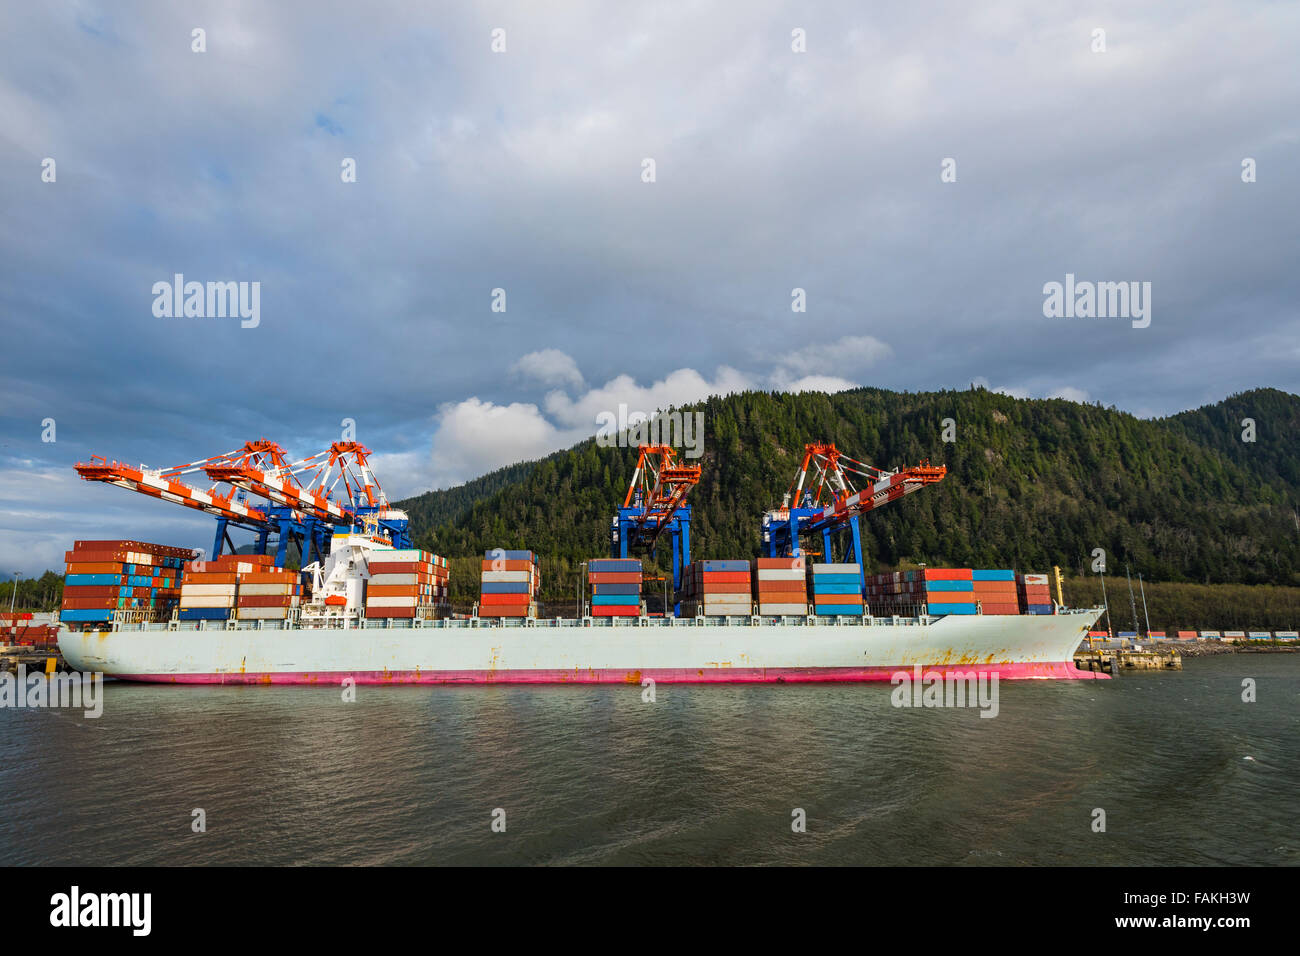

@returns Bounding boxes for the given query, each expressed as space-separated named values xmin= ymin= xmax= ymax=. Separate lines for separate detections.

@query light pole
xmin=8 ymin=572 xmax=18 ymax=615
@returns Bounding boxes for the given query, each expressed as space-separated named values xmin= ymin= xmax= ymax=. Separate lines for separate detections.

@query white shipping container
xmin=481 ymin=570 xmax=532 ymax=584
xmin=369 ymin=573 xmax=424 ymax=586
xmin=755 ymin=569 xmax=806 ymax=581
xmin=812 ymin=564 xmax=860 ymax=574
xmin=238 ymin=583 xmax=296 ymax=596
xmin=180 ymin=596 xmax=235 ymax=608
xmin=758 ymin=603 xmax=808 ymax=615
xmin=180 ymin=584 xmax=238 ymax=597
xmin=366 ymin=595 xmax=420 ymax=608
xmin=236 ymin=607 xmax=291 ymax=619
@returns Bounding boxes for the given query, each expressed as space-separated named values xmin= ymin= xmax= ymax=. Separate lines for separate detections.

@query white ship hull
xmin=58 ymin=608 xmax=1106 ymax=683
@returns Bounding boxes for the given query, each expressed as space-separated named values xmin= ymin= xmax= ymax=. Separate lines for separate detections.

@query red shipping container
xmin=364 ymin=606 xmax=418 ymax=619
xmin=237 ymin=595 xmax=297 ymax=607
xmin=587 ymin=572 xmax=642 ymax=584
xmin=61 ymin=585 xmax=118 ymax=597
xmin=479 ymin=593 xmax=531 ymax=606
xmin=369 ymin=562 xmax=436 ymax=575
xmin=592 ymin=605 xmax=639 ymax=617
xmin=697 ymin=571 xmax=750 ymax=583
xmin=921 ymin=569 xmax=973 ymax=580
xmin=981 ymin=603 xmax=1020 ymax=615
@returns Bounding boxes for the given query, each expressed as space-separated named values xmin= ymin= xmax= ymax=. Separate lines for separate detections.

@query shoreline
xmin=1145 ymin=641 xmax=1297 ymax=658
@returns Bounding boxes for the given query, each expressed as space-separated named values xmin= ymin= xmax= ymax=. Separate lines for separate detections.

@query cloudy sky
xmin=1 ymin=1 xmax=1297 ymax=575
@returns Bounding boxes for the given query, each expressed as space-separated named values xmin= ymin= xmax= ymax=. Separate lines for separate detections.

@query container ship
xmin=56 ymin=439 xmax=1107 ymax=684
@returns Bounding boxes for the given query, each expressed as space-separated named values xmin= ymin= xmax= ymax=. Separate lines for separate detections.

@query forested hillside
xmin=397 ymin=387 xmax=1300 ymax=602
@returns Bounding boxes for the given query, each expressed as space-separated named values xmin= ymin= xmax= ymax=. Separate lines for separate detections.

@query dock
xmin=1074 ymin=646 xmax=1182 ymax=674
xmin=0 ymin=646 xmax=68 ymax=675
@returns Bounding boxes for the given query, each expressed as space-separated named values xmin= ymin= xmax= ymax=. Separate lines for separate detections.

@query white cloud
xmin=774 ymin=374 xmax=859 ymax=394
xmin=427 ymin=398 xmax=573 ymax=489
xmin=510 ymin=349 xmax=584 ymax=389
xmin=971 ymin=377 xmax=1089 ymax=403
xmin=423 ymin=350 xmax=876 ymax=489
xmin=543 ymin=365 xmax=756 ymax=430
xmin=1048 ymin=386 xmax=1091 ymax=403
xmin=778 ymin=335 xmax=892 ymax=378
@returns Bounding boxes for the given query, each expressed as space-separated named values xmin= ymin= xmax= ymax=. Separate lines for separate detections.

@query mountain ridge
xmin=396 ymin=386 xmax=1299 ymax=594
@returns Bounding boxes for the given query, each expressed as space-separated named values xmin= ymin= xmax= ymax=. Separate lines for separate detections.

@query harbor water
xmin=1 ymin=654 xmax=1295 ymax=865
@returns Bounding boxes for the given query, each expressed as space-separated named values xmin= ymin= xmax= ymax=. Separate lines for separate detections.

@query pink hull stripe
xmin=114 ymin=661 xmax=1108 ymax=685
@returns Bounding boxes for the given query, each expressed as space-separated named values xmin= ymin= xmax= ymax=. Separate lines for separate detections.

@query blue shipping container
xmin=64 ymin=574 xmax=122 ymax=587
xmin=972 ymin=569 xmax=1015 ymax=581
xmin=59 ymin=609 xmax=114 ymax=622
xmin=927 ymin=602 xmax=977 ymax=615
xmin=808 ymin=573 xmax=859 ymax=586
xmin=591 ymin=594 xmax=641 ymax=607
xmin=809 ymin=583 xmax=860 ymax=595
xmin=814 ymin=605 xmax=863 ymax=615
xmin=178 ymin=608 xmax=230 ymax=621
xmin=697 ymin=560 xmax=749 ymax=572
xmin=480 ymin=582 xmax=530 ymax=594
xmin=588 ymin=559 xmax=641 ymax=573
xmin=925 ymin=580 xmax=974 ymax=592
xmin=591 ymin=582 xmax=640 ymax=595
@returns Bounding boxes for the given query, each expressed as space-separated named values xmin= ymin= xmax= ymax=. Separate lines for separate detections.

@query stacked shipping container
xmin=235 ymin=564 xmax=302 ymax=621
xmin=587 ymin=558 xmax=642 ymax=617
xmin=865 ymin=569 xmax=976 ymax=615
xmin=752 ymin=557 xmax=808 ymax=615
xmin=61 ymin=539 xmax=195 ymax=627
xmin=1016 ymin=573 xmax=1052 ymax=614
xmin=971 ymin=569 xmax=1018 ymax=614
xmin=365 ymin=550 xmax=449 ymax=619
xmin=809 ymin=563 xmax=864 ymax=616
xmin=679 ymin=560 xmax=751 ymax=616
xmin=479 ymin=550 xmax=539 ymax=618
xmin=179 ymin=554 xmax=277 ymax=622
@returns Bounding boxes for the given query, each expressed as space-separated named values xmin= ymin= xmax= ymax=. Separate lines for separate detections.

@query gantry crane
xmin=610 ymin=444 xmax=701 ymax=599
xmin=761 ymin=443 xmax=945 ymax=594
xmin=74 ymin=439 xmax=409 ymax=567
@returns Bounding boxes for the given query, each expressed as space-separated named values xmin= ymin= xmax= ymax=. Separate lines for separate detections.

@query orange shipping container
xmin=367 ymin=584 xmax=427 ymax=597
xmin=753 ymin=579 xmax=805 ymax=593
xmin=814 ymin=593 xmax=862 ymax=605
xmin=479 ymin=559 xmax=535 ymax=572
xmin=64 ymin=562 xmax=129 ymax=574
